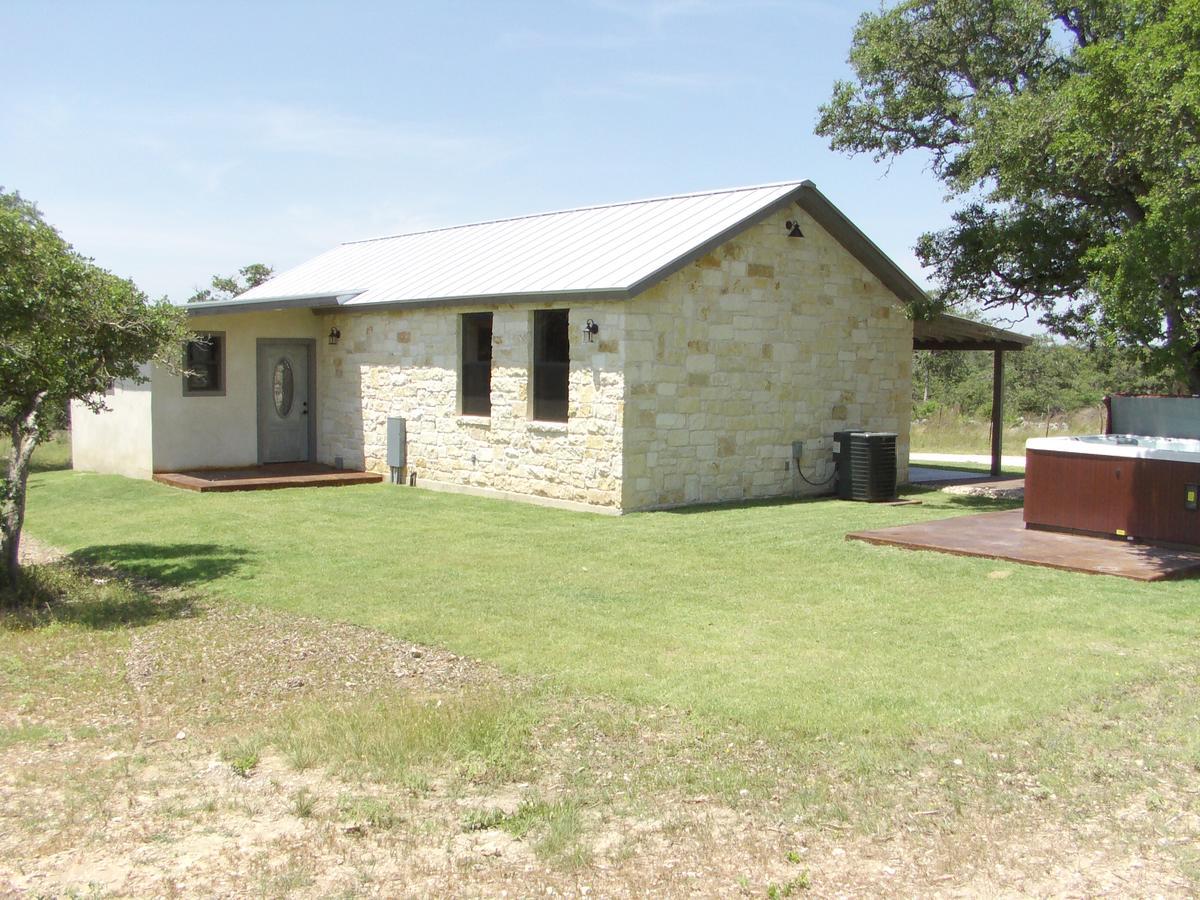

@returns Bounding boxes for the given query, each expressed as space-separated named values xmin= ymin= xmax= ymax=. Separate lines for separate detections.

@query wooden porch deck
xmin=153 ymin=463 xmax=382 ymax=493
xmin=847 ymin=508 xmax=1200 ymax=582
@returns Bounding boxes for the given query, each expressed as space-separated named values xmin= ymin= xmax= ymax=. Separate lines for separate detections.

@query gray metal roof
xmin=190 ymin=180 xmax=929 ymax=316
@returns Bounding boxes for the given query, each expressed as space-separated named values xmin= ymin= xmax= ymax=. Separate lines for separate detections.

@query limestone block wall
xmin=621 ymin=204 xmax=912 ymax=510
xmin=316 ymin=302 xmax=625 ymax=509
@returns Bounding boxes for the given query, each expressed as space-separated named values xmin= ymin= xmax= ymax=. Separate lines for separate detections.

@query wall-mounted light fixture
xmin=584 ymin=319 xmax=599 ymax=342
xmin=785 ymin=220 xmax=805 ymax=238
xmin=328 ymin=326 xmax=341 ymax=346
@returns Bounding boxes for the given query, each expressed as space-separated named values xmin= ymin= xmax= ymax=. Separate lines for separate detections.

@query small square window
xmin=532 ymin=309 xmax=569 ymax=422
xmin=460 ymin=312 xmax=493 ymax=416
xmin=183 ymin=333 xmax=225 ymax=396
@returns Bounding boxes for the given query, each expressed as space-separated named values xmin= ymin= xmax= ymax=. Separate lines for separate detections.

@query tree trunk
xmin=1 ymin=395 xmax=44 ymax=595
xmin=1162 ymin=283 xmax=1200 ymax=394
xmin=1186 ymin=348 xmax=1200 ymax=396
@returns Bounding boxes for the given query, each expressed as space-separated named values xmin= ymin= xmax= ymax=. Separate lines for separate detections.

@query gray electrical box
xmin=386 ymin=417 xmax=407 ymax=469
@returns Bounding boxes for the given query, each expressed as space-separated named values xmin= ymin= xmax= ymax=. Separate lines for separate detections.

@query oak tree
xmin=818 ymin=0 xmax=1200 ymax=390
xmin=0 ymin=190 xmax=188 ymax=593
xmin=187 ymin=263 xmax=273 ymax=303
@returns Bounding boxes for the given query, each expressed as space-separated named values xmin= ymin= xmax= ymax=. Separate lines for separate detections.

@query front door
xmin=257 ymin=341 xmax=312 ymax=463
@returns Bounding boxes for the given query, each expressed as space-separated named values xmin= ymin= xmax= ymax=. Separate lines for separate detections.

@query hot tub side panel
xmin=1025 ymin=449 xmax=1200 ymax=546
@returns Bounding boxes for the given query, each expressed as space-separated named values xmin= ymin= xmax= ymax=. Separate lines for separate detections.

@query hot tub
xmin=1025 ymin=434 xmax=1200 ymax=547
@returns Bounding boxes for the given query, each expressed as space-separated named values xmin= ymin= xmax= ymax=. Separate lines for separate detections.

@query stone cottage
xmin=71 ymin=180 xmax=920 ymax=512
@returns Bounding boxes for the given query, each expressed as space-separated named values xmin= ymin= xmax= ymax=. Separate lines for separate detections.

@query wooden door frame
xmin=256 ymin=338 xmax=317 ymax=464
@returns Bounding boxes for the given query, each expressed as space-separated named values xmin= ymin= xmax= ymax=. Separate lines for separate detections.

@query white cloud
xmin=553 ymin=68 xmax=749 ymax=101
xmin=0 ymin=94 xmax=517 ymax=302
xmin=248 ymin=105 xmax=508 ymax=164
xmin=589 ymin=0 xmax=723 ymax=27
xmin=623 ymin=71 xmax=720 ymax=90
xmin=495 ymin=26 xmax=646 ymax=51
xmin=5 ymin=95 xmax=512 ymax=172
xmin=589 ymin=0 xmax=847 ymax=28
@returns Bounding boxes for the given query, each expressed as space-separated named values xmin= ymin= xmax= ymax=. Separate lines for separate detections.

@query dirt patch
xmin=17 ymin=534 xmax=64 ymax=566
xmin=941 ymin=481 xmax=1026 ymax=501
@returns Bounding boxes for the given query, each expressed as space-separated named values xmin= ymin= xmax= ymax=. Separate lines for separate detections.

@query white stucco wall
xmin=69 ymin=374 xmax=154 ymax=478
xmin=150 ymin=308 xmax=322 ymax=471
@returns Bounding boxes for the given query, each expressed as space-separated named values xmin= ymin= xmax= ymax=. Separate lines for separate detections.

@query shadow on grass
xmin=659 ymin=490 xmax=1024 ymax=517
xmin=1 ymin=564 xmax=198 ymax=631
xmin=656 ymin=492 xmax=837 ymax=515
xmin=901 ymin=483 xmax=1023 ymax=512
xmin=940 ymin=494 xmax=1024 ymax=512
xmin=69 ymin=542 xmax=254 ymax=587
xmin=30 ymin=456 xmax=70 ymax=474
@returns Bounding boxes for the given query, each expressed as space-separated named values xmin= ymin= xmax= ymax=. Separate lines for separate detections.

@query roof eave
xmin=185 ymin=290 xmax=362 ymax=317
xmin=336 ymin=287 xmax=631 ymax=313
xmin=913 ymin=312 xmax=1034 ymax=351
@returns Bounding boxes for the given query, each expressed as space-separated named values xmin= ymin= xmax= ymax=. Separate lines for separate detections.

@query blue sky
xmin=3 ymin=0 xmax=1026 ymax=326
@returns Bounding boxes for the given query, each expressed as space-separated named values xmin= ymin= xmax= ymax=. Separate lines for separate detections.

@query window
xmin=460 ymin=312 xmax=493 ymax=416
xmin=532 ymin=309 xmax=569 ymax=422
xmin=183 ymin=332 xmax=225 ymax=396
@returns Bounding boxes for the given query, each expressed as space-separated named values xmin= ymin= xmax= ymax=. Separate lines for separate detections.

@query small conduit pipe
xmin=792 ymin=441 xmax=837 ymax=490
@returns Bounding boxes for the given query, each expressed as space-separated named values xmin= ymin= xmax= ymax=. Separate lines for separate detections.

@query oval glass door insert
xmin=273 ymin=358 xmax=294 ymax=417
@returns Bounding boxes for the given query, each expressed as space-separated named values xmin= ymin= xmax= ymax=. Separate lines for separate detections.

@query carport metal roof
xmin=913 ymin=313 xmax=1033 ymax=351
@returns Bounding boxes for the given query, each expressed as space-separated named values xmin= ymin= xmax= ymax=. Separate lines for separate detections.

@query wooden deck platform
xmin=847 ymin=508 xmax=1200 ymax=581
xmin=153 ymin=463 xmax=382 ymax=493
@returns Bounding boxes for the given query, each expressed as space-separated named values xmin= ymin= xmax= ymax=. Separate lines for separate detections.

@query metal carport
xmin=912 ymin=313 xmax=1034 ymax=476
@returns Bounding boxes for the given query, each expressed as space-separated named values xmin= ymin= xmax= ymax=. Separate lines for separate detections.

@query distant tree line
xmin=913 ymin=340 xmax=1175 ymax=421
xmin=187 ymin=263 xmax=273 ymax=303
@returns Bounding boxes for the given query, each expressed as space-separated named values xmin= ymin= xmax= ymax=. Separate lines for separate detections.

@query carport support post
xmin=990 ymin=349 xmax=1005 ymax=476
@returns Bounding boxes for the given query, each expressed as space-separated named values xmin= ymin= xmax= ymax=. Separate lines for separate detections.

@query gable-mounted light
xmin=785 ymin=220 xmax=805 ymax=238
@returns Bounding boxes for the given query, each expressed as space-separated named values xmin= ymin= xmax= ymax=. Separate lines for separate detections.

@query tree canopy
xmin=818 ymin=0 xmax=1200 ymax=390
xmin=188 ymin=263 xmax=273 ymax=303
xmin=1 ymin=189 xmax=188 ymax=591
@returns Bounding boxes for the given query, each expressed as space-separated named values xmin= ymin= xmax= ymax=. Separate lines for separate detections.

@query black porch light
xmin=328 ymin=326 xmax=341 ymax=346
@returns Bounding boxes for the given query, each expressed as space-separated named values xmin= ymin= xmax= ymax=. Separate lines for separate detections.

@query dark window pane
xmin=533 ymin=309 xmax=569 ymax=422
xmin=461 ymin=312 xmax=492 ymax=416
xmin=184 ymin=334 xmax=223 ymax=394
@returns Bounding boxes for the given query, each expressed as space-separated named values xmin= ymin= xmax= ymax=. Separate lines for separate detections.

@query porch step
xmin=153 ymin=463 xmax=383 ymax=492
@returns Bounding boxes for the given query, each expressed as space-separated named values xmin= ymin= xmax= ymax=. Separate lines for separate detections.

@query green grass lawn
xmin=21 ymin=469 xmax=1199 ymax=759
